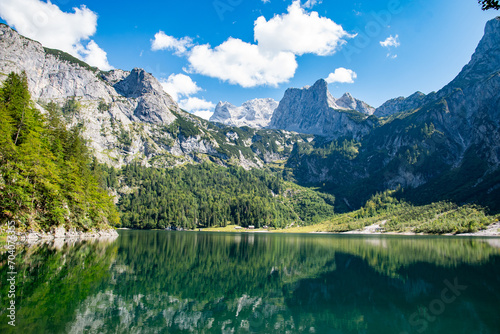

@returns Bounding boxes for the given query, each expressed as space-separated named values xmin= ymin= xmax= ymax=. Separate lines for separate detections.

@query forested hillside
xmin=0 ymin=72 xmax=335 ymax=232
xmin=99 ymin=163 xmax=335 ymax=229
xmin=0 ymin=72 xmax=119 ymax=231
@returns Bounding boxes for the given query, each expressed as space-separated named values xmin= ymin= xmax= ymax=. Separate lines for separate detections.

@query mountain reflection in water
xmin=1 ymin=231 xmax=499 ymax=333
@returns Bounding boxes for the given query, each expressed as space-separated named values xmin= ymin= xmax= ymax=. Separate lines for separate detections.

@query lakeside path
xmin=201 ymin=222 xmax=500 ymax=237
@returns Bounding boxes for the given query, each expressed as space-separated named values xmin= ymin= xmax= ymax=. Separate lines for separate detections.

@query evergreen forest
xmin=0 ymin=72 xmax=119 ymax=231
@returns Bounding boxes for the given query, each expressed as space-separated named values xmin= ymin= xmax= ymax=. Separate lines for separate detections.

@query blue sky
xmin=0 ymin=0 xmax=497 ymax=118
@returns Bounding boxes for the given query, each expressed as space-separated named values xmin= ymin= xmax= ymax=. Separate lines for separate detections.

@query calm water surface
xmin=1 ymin=230 xmax=500 ymax=333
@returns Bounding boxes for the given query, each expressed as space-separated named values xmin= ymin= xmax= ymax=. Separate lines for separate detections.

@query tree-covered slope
xmin=103 ymin=162 xmax=335 ymax=229
xmin=0 ymin=72 xmax=119 ymax=231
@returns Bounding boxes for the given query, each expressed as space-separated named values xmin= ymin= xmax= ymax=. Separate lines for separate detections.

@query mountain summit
xmin=269 ymin=79 xmax=376 ymax=137
xmin=210 ymin=98 xmax=278 ymax=128
xmin=288 ymin=17 xmax=500 ymax=210
xmin=336 ymin=92 xmax=375 ymax=115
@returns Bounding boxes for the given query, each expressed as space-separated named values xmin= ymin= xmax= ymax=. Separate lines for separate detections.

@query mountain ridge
xmin=269 ymin=78 xmax=377 ymax=137
xmin=0 ymin=23 xmax=299 ymax=169
xmin=1 ymin=17 xmax=499 ymax=215
xmin=287 ymin=16 xmax=500 ymax=211
xmin=210 ymin=98 xmax=278 ymax=128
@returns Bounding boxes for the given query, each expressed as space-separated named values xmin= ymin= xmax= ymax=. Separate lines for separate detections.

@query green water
xmin=1 ymin=231 xmax=500 ymax=333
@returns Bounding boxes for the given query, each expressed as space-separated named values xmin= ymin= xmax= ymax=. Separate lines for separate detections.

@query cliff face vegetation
xmin=0 ymin=72 xmax=119 ymax=231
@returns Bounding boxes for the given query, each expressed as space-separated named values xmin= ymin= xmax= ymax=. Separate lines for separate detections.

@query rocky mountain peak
xmin=210 ymin=98 xmax=278 ymax=128
xmin=269 ymin=79 xmax=374 ymax=137
xmin=0 ymin=24 xmax=179 ymax=166
xmin=374 ymin=91 xmax=428 ymax=117
xmin=114 ymin=68 xmax=161 ymax=98
xmin=311 ymin=78 xmax=329 ymax=90
xmin=336 ymin=92 xmax=375 ymax=115
xmin=446 ymin=16 xmax=500 ymax=88
xmin=101 ymin=69 xmax=130 ymax=85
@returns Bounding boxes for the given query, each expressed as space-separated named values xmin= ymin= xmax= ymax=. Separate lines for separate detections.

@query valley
xmin=1 ymin=17 xmax=499 ymax=235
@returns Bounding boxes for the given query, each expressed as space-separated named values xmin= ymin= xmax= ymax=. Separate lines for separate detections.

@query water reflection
xmin=1 ymin=231 xmax=500 ymax=333
xmin=0 ymin=237 xmax=118 ymax=333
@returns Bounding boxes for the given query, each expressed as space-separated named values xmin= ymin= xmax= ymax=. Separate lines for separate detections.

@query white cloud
xmin=380 ymin=35 xmax=399 ymax=59
xmin=192 ymin=109 xmax=214 ymax=120
xmin=261 ymin=0 xmax=271 ymax=3
xmin=151 ymin=31 xmax=193 ymax=55
xmin=186 ymin=1 xmax=351 ymax=87
xmin=179 ymin=97 xmax=215 ymax=111
xmin=380 ymin=35 xmax=400 ymax=48
xmin=254 ymin=0 xmax=353 ymax=56
xmin=160 ymin=73 xmax=201 ymax=102
xmin=0 ymin=0 xmax=113 ymax=70
xmin=152 ymin=0 xmax=351 ymax=88
xmin=302 ymin=0 xmax=322 ymax=9
xmin=325 ymin=68 xmax=357 ymax=84
xmin=188 ymin=38 xmax=298 ymax=87
xmin=80 ymin=40 xmax=113 ymax=71
xmin=160 ymin=74 xmax=215 ymax=120
xmin=179 ymin=97 xmax=215 ymax=120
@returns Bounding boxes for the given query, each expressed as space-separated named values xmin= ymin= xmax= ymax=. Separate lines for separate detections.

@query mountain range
xmin=288 ymin=16 xmax=500 ymax=210
xmin=1 ymin=17 xmax=499 ymax=213
xmin=210 ymin=98 xmax=278 ymax=128
xmin=210 ymin=87 xmax=377 ymax=133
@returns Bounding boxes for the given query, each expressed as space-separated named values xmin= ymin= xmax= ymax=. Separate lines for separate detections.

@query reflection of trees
xmin=0 ymin=239 xmax=118 ymax=333
xmin=75 ymin=231 xmax=499 ymax=333
xmin=114 ymin=232 xmax=500 ymax=298
xmin=2 ymin=232 xmax=499 ymax=333
xmin=285 ymin=251 xmax=500 ymax=333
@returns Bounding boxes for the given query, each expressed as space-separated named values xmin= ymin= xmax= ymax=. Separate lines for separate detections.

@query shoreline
xmin=3 ymin=227 xmax=119 ymax=246
xmin=195 ymin=222 xmax=500 ymax=237
xmin=334 ymin=222 xmax=500 ymax=237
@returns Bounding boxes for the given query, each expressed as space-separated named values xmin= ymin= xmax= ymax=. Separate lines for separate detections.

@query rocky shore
xmin=338 ymin=221 xmax=500 ymax=237
xmin=9 ymin=227 xmax=119 ymax=244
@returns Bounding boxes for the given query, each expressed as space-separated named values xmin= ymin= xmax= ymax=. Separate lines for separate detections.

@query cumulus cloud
xmin=254 ymin=0 xmax=353 ymax=56
xmin=0 ymin=0 xmax=113 ymax=70
xmin=380 ymin=35 xmax=400 ymax=48
xmin=80 ymin=40 xmax=113 ymax=71
xmin=179 ymin=97 xmax=215 ymax=120
xmin=179 ymin=97 xmax=215 ymax=111
xmin=325 ymin=68 xmax=357 ymax=84
xmin=151 ymin=31 xmax=193 ymax=55
xmin=188 ymin=38 xmax=298 ymax=87
xmin=191 ymin=109 xmax=214 ymax=120
xmin=160 ymin=74 xmax=215 ymax=120
xmin=152 ymin=0 xmax=351 ymax=88
xmin=160 ymin=73 xmax=201 ymax=102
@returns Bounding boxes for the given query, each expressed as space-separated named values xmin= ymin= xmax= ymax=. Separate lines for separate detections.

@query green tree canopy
xmin=0 ymin=72 xmax=119 ymax=231
xmin=478 ymin=0 xmax=500 ymax=10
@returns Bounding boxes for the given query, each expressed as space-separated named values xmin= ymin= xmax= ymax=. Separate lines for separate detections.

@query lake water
xmin=1 ymin=230 xmax=500 ymax=333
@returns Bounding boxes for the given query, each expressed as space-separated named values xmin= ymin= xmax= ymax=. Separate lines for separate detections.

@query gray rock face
xmin=0 ymin=23 xmax=298 ymax=170
xmin=269 ymin=79 xmax=375 ymax=138
xmin=0 ymin=24 xmax=180 ymax=166
xmin=111 ymin=68 xmax=178 ymax=124
xmin=210 ymin=98 xmax=278 ymax=128
xmin=428 ymin=16 xmax=500 ymax=167
xmin=336 ymin=92 xmax=375 ymax=115
xmin=446 ymin=16 xmax=500 ymax=89
xmin=290 ymin=17 xmax=500 ymax=195
xmin=374 ymin=91 xmax=428 ymax=117
xmin=375 ymin=17 xmax=500 ymax=119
